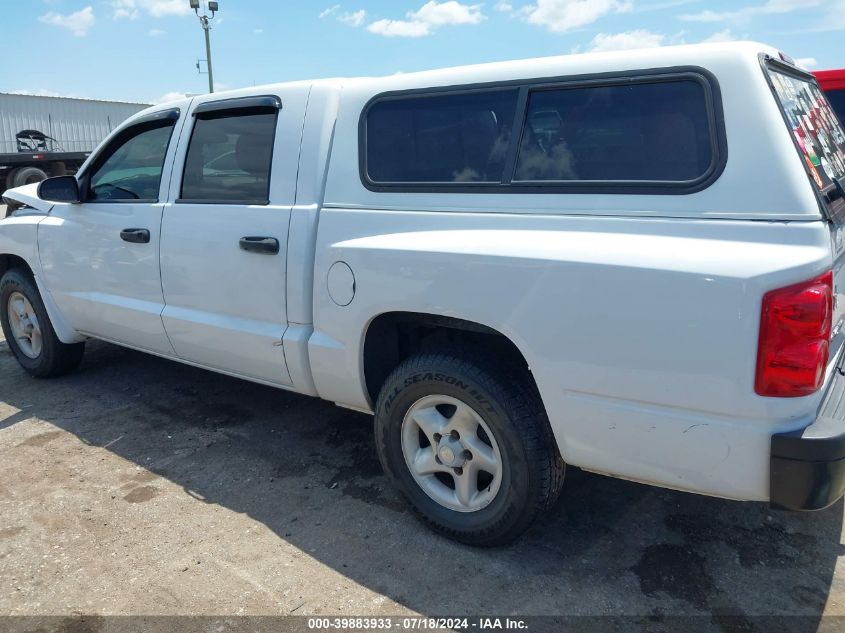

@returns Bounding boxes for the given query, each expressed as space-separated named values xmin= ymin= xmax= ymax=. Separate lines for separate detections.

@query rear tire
xmin=0 ymin=268 xmax=84 ymax=377
xmin=374 ymin=351 xmax=564 ymax=546
xmin=11 ymin=166 xmax=49 ymax=188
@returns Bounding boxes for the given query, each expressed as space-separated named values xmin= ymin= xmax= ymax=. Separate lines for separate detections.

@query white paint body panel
xmin=1 ymin=42 xmax=839 ymax=504
xmin=157 ymin=86 xmax=310 ymax=386
xmin=38 ymin=203 xmax=174 ymax=354
xmin=0 ymin=211 xmax=82 ymax=343
xmin=309 ymin=212 xmax=833 ymax=500
xmin=159 ymin=199 xmax=294 ymax=385
xmin=36 ymin=105 xmax=188 ymax=355
xmin=2 ymin=183 xmax=53 ymax=212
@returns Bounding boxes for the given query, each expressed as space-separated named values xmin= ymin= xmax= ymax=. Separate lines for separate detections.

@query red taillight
xmin=755 ymin=271 xmax=833 ymax=397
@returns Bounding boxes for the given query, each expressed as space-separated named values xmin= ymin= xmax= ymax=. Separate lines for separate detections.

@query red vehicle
xmin=815 ymin=68 xmax=845 ymax=123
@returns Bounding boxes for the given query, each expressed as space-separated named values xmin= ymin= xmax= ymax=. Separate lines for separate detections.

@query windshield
xmin=768 ymin=66 xmax=845 ymax=198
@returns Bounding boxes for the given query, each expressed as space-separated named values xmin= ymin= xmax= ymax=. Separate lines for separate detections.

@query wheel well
xmin=363 ymin=312 xmax=532 ymax=405
xmin=0 ymin=255 xmax=33 ymax=280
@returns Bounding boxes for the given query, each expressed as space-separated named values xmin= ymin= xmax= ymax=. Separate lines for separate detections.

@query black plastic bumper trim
xmin=770 ymin=362 xmax=845 ymax=510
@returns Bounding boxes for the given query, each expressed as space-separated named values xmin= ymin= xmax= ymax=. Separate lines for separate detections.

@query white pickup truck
xmin=3 ymin=42 xmax=845 ymax=546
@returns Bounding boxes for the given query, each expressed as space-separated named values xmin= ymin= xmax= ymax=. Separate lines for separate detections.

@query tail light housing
xmin=755 ymin=271 xmax=833 ymax=397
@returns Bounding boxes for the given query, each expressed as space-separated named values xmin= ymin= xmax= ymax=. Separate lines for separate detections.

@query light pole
xmin=190 ymin=0 xmax=218 ymax=93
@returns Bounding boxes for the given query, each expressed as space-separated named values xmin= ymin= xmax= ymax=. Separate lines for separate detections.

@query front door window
xmin=88 ymin=123 xmax=175 ymax=202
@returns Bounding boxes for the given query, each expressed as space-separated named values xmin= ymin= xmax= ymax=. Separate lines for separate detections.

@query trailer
xmin=0 ymin=92 xmax=148 ymax=192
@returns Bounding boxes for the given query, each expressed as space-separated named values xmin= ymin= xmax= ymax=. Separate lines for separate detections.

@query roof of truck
xmin=101 ymin=40 xmax=825 ymax=224
xmin=154 ymin=41 xmax=783 ymax=108
xmin=331 ymin=40 xmax=779 ymax=87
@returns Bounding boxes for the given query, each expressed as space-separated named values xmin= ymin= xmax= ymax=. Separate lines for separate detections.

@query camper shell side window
xmin=360 ymin=66 xmax=727 ymax=195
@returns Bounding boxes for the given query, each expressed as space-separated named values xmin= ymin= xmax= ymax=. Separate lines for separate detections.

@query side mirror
xmin=37 ymin=176 xmax=81 ymax=204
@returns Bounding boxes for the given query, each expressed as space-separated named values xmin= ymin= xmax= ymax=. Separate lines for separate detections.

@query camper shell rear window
xmin=360 ymin=67 xmax=727 ymax=195
xmin=764 ymin=56 xmax=845 ymax=223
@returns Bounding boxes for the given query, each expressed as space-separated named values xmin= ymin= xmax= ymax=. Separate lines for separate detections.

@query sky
xmin=1 ymin=0 xmax=845 ymax=105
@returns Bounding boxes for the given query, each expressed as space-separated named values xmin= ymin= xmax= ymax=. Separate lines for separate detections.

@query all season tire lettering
xmin=401 ymin=372 xmax=469 ymax=390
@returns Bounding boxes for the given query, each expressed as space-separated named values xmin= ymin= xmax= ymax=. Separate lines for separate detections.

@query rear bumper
xmin=770 ymin=363 xmax=845 ymax=510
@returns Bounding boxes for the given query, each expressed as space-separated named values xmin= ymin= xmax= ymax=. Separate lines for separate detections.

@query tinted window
xmin=181 ymin=111 xmax=276 ymax=203
xmin=366 ymin=90 xmax=518 ymax=183
xmin=769 ymin=69 xmax=845 ymax=192
xmin=514 ymin=80 xmax=713 ymax=182
xmin=89 ymin=123 xmax=174 ymax=201
xmin=824 ymin=88 xmax=845 ymax=126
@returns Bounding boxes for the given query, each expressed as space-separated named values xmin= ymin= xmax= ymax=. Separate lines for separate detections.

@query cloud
xmin=143 ymin=0 xmax=193 ymax=17
xmin=320 ymin=5 xmax=366 ymax=27
xmin=521 ymin=0 xmax=632 ymax=33
xmin=111 ymin=0 xmax=191 ymax=20
xmin=635 ymin=0 xmax=699 ymax=10
xmin=148 ymin=28 xmax=166 ymax=37
xmin=791 ymin=0 xmax=845 ymax=31
xmin=700 ymin=28 xmax=736 ymax=42
xmin=368 ymin=19 xmax=432 ymax=37
xmin=494 ymin=1 xmax=514 ymax=10
xmin=111 ymin=0 xmax=138 ymax=20
xmin=10 ymin=89 xmax=79 ymax=98
xmin=339 ymin=9 xmax=367 ymax=26
xmin=367 ymin=1 xmax=484 ymax=38
xmin=154 ymin=91 xmax=190 ymax=104
xmin=796 ymin=56 xmax=818 ymax=68
xmin=39 ymin=6 xmax=95 ymax=37
xmin=576 ymin=28 xmax=740 ymax=53
xmin=584 ymin=29 xmax=666 ymax=52
xmin=822 ymin=0 xmax=845 ymax=29
xmin=412 ymin=0 xmax=484 ymax=24
xmin=320 ymin=5 xmax=341 ymax=19
xmin=680 ymin=0 xmax=821 ymax=23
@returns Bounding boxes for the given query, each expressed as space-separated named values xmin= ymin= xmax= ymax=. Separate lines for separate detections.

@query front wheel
xmin=0 ymin=268 xmax=84 ymax=377
xmin=374 ymin=352 xmax=564 ymax=546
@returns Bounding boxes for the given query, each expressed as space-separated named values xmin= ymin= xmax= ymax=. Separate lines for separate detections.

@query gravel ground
xmin=0 ymin=329 xmax=844 ymax=628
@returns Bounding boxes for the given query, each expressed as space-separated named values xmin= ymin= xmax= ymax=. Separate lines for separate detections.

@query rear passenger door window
xmin=180 ymin=110 xmax=277 ymax=204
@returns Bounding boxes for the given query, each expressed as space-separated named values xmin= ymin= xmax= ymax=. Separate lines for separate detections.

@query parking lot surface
xmin=1 ymin=330 xmax=844 ymax=626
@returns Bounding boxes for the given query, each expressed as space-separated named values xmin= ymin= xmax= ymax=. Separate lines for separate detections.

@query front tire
xmin=374 ymin=352 xmax=564 ymax=546
xmin=0 ymin=268 xmax=84 ymax=377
